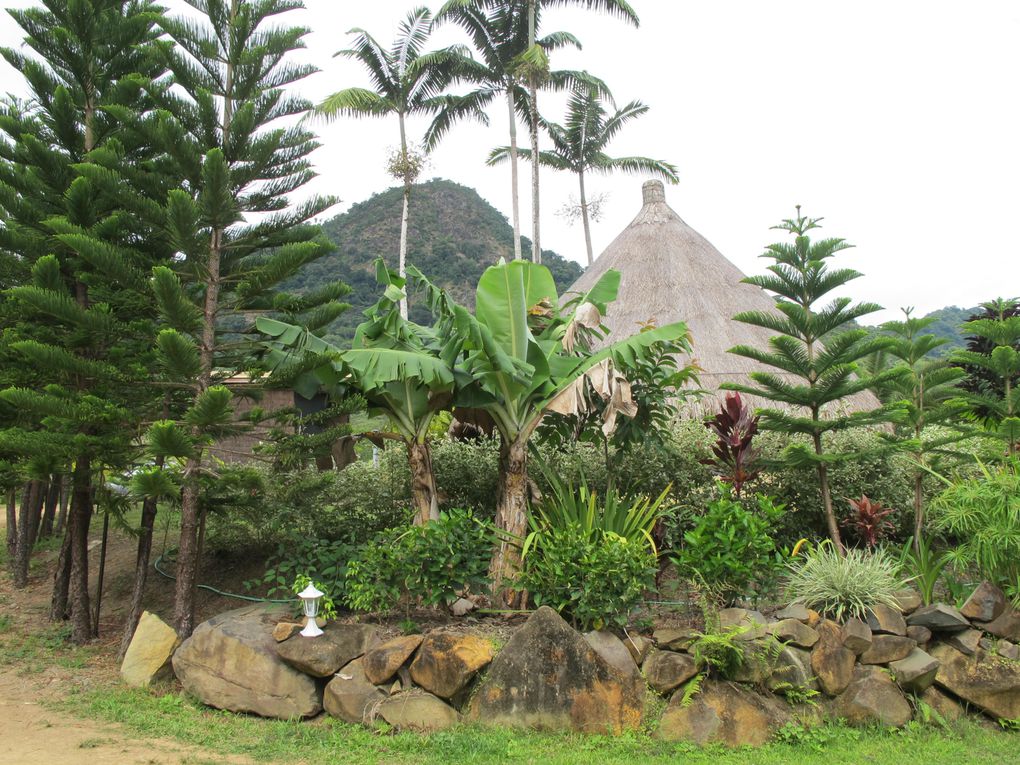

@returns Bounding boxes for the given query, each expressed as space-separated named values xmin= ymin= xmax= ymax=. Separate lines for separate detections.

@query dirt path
xmin=0 ymin=670 xmax=254 ymax=765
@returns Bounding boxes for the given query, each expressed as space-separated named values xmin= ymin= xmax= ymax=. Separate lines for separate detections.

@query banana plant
xmin=410 ymin=258 xmax=693 ymax=602
xmin=257 ymin=263 xmax=459 ymax=525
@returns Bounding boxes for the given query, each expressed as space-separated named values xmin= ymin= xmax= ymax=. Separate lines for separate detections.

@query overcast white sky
xmin=3 ymin=0 xmax=1019 ymax=322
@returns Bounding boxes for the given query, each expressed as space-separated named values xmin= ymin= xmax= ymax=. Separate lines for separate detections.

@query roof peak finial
xmin=642 ymin=179 xmax=666 ymax=205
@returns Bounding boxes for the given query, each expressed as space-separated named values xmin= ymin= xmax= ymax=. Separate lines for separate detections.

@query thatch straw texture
xmin=566 ymin=180 xmax=879 ymax=414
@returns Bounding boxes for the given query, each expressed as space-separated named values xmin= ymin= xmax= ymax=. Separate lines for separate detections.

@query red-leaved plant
xmin=843 ymin=495 xmax=896 ymax=548
xmin=701 ymin=392 xmax=760 ymax=497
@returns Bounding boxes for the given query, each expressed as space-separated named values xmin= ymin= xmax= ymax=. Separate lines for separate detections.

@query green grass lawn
xmin=61 ymin=684 xmax=1018 ymax=765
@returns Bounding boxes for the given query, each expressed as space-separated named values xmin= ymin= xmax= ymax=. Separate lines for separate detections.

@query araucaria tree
xmin=0 ymin=0 xmax=166 ymax=643
xmin=723 ymin=209 xmax=901 ymax=550
xmin=316 ymin=7 xmax=459 ymax=319
xmin=878 ymin=309 xmax=967 ymax=548
xmin=145 ymin=0 xmax=341 ymax=638
xmin=489 ymin=84 xmax=677 ymax=266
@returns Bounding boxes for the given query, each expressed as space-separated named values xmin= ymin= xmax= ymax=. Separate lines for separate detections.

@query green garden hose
xmin=153 ymin=549 xmax=292 ymax=604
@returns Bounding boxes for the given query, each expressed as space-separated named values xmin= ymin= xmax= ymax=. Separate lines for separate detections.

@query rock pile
xmin=158 ymin=581 xmax=1020 ymax=745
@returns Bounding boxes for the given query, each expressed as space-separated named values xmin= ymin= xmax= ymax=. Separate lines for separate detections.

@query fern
xmin=678 ymin=672 xmax=704 ymax=708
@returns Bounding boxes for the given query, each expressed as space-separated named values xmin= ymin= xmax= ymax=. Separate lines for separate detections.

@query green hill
xmin=288 ymin=179 xmax=584 ymax=343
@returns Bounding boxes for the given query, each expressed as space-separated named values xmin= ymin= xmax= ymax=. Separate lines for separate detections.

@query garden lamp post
xmin=298 ymin=583 xmax=324 ymax=637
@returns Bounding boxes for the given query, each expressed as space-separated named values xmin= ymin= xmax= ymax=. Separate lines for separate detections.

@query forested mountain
xmin=861 ymin=305 xmax=977 ymax=354
xmin=287 ymin=179 xmax=584 ymax=343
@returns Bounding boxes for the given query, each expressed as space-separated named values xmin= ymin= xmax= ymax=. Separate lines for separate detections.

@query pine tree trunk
xmin=55 ymin=474 xmax=69 ymax=536
xmin=812 ymin=433 xmax=842 ymax=552
xmin=506 ymin=90 xmax=523 ymax=260
xmin=50 ymin=524 xmax=72 ymax=622
xmin=39 ymin=476 xmax=60 ymax=539
xmin=579 ymin=170 xmax=593 ymax=266
xmin=27 ymin=478 xmax=44 ymax=547
xmin=91 ymin=509 xmax=110 ymax=637
xmin=5 ymin=488 xmax=16 ymax=567
xmin=913 ymin=471 xmax=925 ymax=553
xmin=408 ymin=440 xmax=439 ymax=525
xmin=68 ymin=456 xmax=93 ymax=644
xmin=118 ymin=493 xmax=158 ymax=658
xmin=13 ymin=480 xmax=41 ymax=588
xmin=488 ymin=437 xmax=528 ymax=606
xmin=174 ymin=477 xmax=202 ymax=638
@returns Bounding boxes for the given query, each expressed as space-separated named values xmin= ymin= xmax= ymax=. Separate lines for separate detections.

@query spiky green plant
xmin=785 ymin=543 xmax=905 ymax=621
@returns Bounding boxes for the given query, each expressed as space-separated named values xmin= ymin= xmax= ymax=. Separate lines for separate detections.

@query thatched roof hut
xmin=566 ymin=180 xmax=879 ymax=413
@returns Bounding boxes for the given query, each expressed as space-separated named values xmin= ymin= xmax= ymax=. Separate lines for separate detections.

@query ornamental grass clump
xmin=785 ymin=543 xmax=905 ymax=622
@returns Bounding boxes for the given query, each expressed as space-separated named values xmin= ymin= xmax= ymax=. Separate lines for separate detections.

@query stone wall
xmin=144 ymin=581 xmax=1020 ymax=746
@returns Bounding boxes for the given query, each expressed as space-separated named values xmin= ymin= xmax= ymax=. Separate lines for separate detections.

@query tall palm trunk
xmin=578 ymin=169 xmax=593 ymax=266
xmin=527 ymin=0 xmax=540 ymax=264
xmin=398 ymin=112 xmax=411 ymax=318
xmin=506 ymin=91 xmax=523 ymax=260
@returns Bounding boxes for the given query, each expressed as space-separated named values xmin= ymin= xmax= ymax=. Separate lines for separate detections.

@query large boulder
xmin=960 ymin=581 xmax=1007 ymax=623
xmin=930 ymin=643 xmax=1020 ymax=720
xmin=657 ymin=680 xmax=789 ymax=747
xmin=811 ymin=620 xmax=856 ymax=696
xmin=323 ymin=657 xmax=387 ymax=724
xmin=276 ymin=622 xmax=380 ymax=678
xmin=767 ymin=646 xmax=818 ymax=694
xmin=363 ymin=634 xmax=423 ymax=685
xmin=172 ymin=604 xmax=321 ymax=719
xmin=378 ymin=691 xmax=460 ymax=731
xmin=834 ymin=667 xmax=912 ymax=727
xmin=409 ymin=631 xmax=494 ymax=700
xmin=468 ymin=606 xmax=644 ymax=733
xmin=642 ymin=650 xmax=698 ymax=694
xmin=121 ymin=611 xmax=180 ymax=687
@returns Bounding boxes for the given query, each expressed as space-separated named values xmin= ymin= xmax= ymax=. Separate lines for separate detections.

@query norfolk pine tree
xmin=722 ymin=209 xmax=903 ymax=551
xmin=0 ymin=0 xmax=167 ymax=642
xmin=144 ymin=0 xmax=344 ymax=637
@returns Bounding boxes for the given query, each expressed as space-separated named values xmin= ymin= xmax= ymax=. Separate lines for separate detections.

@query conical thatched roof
xmin=567 ymin=180 xmax=880 ymax=413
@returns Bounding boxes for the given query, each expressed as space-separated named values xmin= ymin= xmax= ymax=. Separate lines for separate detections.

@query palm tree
xmin=316 ymin=7 xmax=459 ymax=318
xmin=519 ymin=0 xmax=639 ymax=264
xmin=490 ymin=85 xmax=678 ymax=265
xmin=431 ymin=0 xmax=591 ymax=260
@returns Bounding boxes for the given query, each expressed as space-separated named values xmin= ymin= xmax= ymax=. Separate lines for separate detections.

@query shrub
xmin=518 ymin=527 xmax=657 ymax=630
xmin=250 ymin=536 xmax=354 ymax=606
xmin=785 ymin=543 xmax=905 ymax=621
xmin=670 ymin=484 xmax=786 ymax=605
xmin=345 ymin=508 xmax=494 ymax=612
xmin=931 ymin=460 xmax=1020 ymax=604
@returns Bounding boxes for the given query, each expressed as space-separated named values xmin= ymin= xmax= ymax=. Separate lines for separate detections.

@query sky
xmin=2 ymin=0 xmax=1019 ymax=323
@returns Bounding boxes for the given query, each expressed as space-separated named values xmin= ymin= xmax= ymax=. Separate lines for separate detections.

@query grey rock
xmin=276 ymin=622 xmax=380 ymax=678
xmin=652 ymin=627 xmax=697 ymax=651
xmin=323 ymin=657 xmax=387 ymax=724
xmin=379 ymin=692 xmax=460 ymax=731
xmin=768 ymin=619 xmax=818 ymax=649
xmin=930 ymin=643 xmax=1020 ymax=720
xmin=907 ymin=604 xmax=971 ymax=633
xmin=841 ymin=618 xmax=873 ymax=655
xmin=945 ymin=628 xmax=983 ymax=656
xmin=866 ymin=604 xmax=907 ymax=636
xmin=775 ymin=604 xmax=811 ymax=623
xmin=363 ymin=634 xmax=423 ymax=685
xmin=767 ymin=646 xmax=819 ymax=694
xmin=622 ymin=634 xmax=653 ymax=665
xmin=906 ymin=625 xmax=932 ymax=645
xmin=960 ymin=581 xmax=1007 ymax=623
xmin=718 ymin=608 xmax=767 ymax=640
xmin=643 ymin=649 xmax=698 ymax=694
xmin=892 ymin=589 xmax=923 ymax=615
xmin=888 ymin=648 xmax=940 ymax=692
xmin=860 ymin=635 xmax=916 ymax=665
xmin=997 ymin=640 xmax=1019 ymax=661
xmin=585 ymin=630 xmax=640 ymax=681
xmin=980 ymin=605 xmax=1020 ymax=641
xmin=835 ymin=666 xmax=912 ymax=727
xmin=811 ymin=620 xmax=856 ymax=696
xmin=658 ymin=680 xmax=789 ymax=747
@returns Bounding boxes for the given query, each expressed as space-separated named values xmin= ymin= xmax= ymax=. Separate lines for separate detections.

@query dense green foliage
xmin=345 ymin=509 xmax=495 ymax=612
xmin=785 ymin=544 xmax=905 ymax=621
xmin=931 ymin=460 xmax=1020 ymax=603
xmin=670 ymin=485 xmax=786 ymax=605
xmin=283 ymin=180 xmax=583 ymax=343
xmin=518 ymin=526 xmax=657 ymax=629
